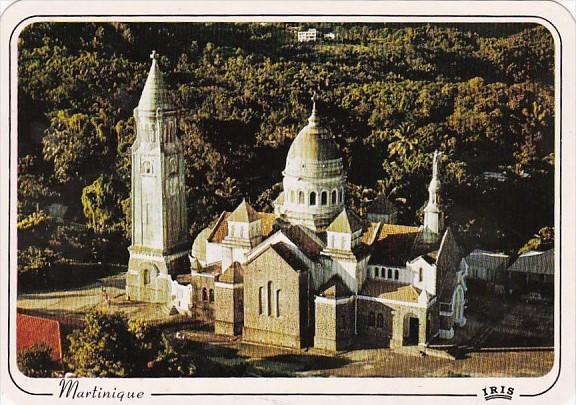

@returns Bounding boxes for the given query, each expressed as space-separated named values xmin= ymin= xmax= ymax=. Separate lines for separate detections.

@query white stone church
xmin=126 ymin=52 xmax=468 ymax=351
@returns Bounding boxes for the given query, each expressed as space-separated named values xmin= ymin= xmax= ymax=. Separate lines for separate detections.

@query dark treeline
xmin=17 ymin=22 xmax=554 ymax=280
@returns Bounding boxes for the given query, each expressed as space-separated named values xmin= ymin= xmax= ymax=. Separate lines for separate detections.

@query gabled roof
xmin=219 ymin=262 xmax=244 ymax=284
xmin=361 ymin=222 xmax=382 ymax=246
xmin=260 ymin=213 xmax=277 ymax=236
xmin=228 ymin=200 xmax=260 ymax=223
xmin=434 ymin=228 xmax=463 ymax=302
xmin=270 ymin=242 xmax=308 ymax=271
xmin=367 ymin=194 xmax=397 ymax=215
xmin=361 ymin=280 xmax=422 ymax=303
xmin=283 ymin=224 xmax=324 ymax=259
xmin=317 ymin=275 xmax=353 ymax=298
xmin=369 ymin=224 xmax=420 ymax=266
xmin=508 ymin=249 xmax=554 ymax=275
xmin=326 ymin=207 xmax=363 ymax=234
xmin=16 ymin=313 xmax=62 ymax=360
xmin=207 ymin=212 xmax=231 ymax=243
xmin=465 ymin=249 xmax=509 ymax=272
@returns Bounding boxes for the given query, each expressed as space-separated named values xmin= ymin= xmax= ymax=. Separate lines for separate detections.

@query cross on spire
xmin=150 ymin=50 xmax=159 ymax=60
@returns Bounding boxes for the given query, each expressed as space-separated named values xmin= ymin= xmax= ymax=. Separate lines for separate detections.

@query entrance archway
xmin=403 ymin=313 xmax=420 ymax=346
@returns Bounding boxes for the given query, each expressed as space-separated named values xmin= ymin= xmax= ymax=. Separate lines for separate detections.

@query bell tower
xmin=126 ymin=51 xmax=190 ymax=303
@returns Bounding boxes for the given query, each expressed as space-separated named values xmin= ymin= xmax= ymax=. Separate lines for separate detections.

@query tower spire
xmin=308 ymin=90 xmax=319 ymax=125
xmin=137 ymin=50 xmax=175 ymax=112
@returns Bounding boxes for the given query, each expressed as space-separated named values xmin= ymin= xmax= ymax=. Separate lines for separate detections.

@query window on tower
xmin=321 ymin=191 xmax=328 ymax=206
xmin=331 ymin=190 xmax=337 ymax=205
xmin=298 ymin=191 xmax=305 ymax=205
xmin=309 ymin=192 xmax=316 ymax=206
xmin=142 ymin=161 xmax=152 ymax=175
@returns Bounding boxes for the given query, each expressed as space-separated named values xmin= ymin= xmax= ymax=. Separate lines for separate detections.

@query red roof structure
xmin=16 ymin=313 xmax=62 ymax=361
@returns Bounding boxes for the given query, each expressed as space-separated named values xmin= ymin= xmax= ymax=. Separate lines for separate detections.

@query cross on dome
xmin=308 ymin=91 xmax=319 ymax=125
xmin=150 ymin=50 xmax=159 ymax=60
xmin=311 ymin=91 xmax=317 ymax=111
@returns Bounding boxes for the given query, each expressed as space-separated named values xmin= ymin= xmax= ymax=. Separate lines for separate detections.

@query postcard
xmin=1 ymin=1 xmax=575 ymax=404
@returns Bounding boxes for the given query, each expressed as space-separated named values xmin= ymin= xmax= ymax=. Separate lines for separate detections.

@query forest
xmin=17 ymin=22 xmax=555 ymax=285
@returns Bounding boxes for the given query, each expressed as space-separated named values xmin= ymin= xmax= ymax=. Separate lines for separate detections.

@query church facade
xmin=126 ymin=53 xmax=468 ymax=351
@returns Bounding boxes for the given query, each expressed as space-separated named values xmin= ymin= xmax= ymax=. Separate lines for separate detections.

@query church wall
xmin=215 ymin=283 xmax=243 ymax=335
xmin=313 ymin=297 xmax=354 ymax=351
xmin=205 ymin=241 xmax=222 ymax=265
xmin=323 ymin=257 xmax=360 ymax=294
xmin=357 ymin=298 xmax=394 ymax=340
xmin=189 ymin=273 xmax=216 ymax=322
xmin=368 ymin=265 xmax=411 ymax=284
xmin=126 ymin=251 xmax=188 ymax=303
xmin=243 ymin=251 xmax=308 ymax=349
xmin=357 ymin=298 xmax=433 ymax=347
xmin=407 ymin=258 xmax=437 ymax=296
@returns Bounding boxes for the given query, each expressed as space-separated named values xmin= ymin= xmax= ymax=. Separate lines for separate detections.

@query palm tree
xmin=387 ymin=123 xmax=419 ymax=160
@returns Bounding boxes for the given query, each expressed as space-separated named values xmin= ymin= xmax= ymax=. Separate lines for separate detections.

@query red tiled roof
xmin=369 ymin=224 xmax=420 ymax=266
xmin=260 ymin=212 xmax=277 ymax=237
xmin=361 ymin=280 xmax=421 ymax=303
xmin=16 ymin=313 xmax=62 ymax=361
xmin=283 ymin=224 xmax=324 ymax=259
xmin=207 ymin=211 xmax=277 ymax=244
xmin=270 ymin=242 xmax=308 ymax=271
xmin=207 ymin=212 xmax=231 ymax=243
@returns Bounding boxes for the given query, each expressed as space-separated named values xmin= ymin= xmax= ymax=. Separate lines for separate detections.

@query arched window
xmin=388 ymin=269 xmax=393 ymax=279
xmin=209 ymin=289 xmax=214 ymax=303
xmin=276 ymin=289 xmax=281 ymax=317
xmin=258 ymin=287 xmax=263 ymax=315
xmin=368 ymin=311 xmax=375 ymax=327
xmin=290 ymin=190 xmax=296 ymax=203
xmin=202 ymin=288 xmax=208 ymax=302
xmin=309 ymin=192 xmax=316 ymax=206
xmin=142 ymin=161 xmax=152 ymax=174
xmin=143 ymin=269 xmax=150 ymax=285
xmin=339 ymin=188 xmax=344 ymax=203
xmin=321 ymin=191 xmax=328 ymax=206
xmin=331 ymin=190 xmax=337 ymax=205
xmin=377 ymin=313 xmax=384 ymax=328
xmin=419 ymin=268 xmax=423 ymax=282
xmin=267 ymin=281 xmax=273 ymax=316
xmin=298 ymin=191 xmax=305 ymax=205
xmin=395 ymin=270 xmax=400 ymax=280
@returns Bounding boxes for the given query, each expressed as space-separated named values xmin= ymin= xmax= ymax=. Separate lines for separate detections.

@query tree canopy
xmin=18 ymin=22 xmax=555 ymax=268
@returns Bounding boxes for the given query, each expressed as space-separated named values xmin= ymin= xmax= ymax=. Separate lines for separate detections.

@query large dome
xmin=286 ymin=114 xmax=340 ymax=163
xmin=277 ymin=93 xmax=346 ymax=232
xmin=284 ymin=99 xmax=342 ymax=179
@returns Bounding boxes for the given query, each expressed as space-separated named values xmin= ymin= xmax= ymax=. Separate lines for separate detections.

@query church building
xmin=126 ymin=53 xmax=468 ymax=351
